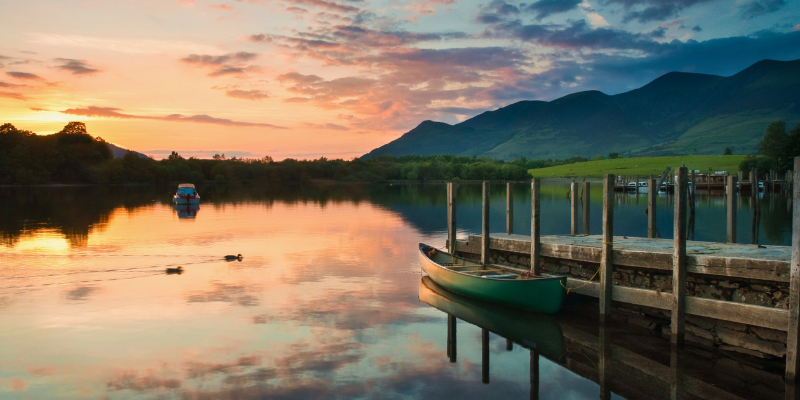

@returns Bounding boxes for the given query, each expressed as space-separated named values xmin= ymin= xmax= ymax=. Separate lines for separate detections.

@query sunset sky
xmin=1 ymin=0 xmax=798 ymax=160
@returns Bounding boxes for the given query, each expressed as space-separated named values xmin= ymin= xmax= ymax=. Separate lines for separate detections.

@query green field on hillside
xmin=528 ymin=155 xmax=749 ymax=178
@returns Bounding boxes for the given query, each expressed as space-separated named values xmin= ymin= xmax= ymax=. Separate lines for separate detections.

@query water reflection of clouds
xmin=187 ymin=282 xmax=261 ymax=307
xmin=64 ymin=286 xmax=100 ymax=301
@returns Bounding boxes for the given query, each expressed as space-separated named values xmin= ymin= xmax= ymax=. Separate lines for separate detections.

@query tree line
xmin=740 ymin=120 xmax=800 ymax=173
xmin=1 ymin=122 xmax=599 ymax=185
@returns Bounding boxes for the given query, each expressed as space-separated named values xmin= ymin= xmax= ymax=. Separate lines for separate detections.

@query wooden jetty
xmin=443 ymin=160 xmax=800 ymax=380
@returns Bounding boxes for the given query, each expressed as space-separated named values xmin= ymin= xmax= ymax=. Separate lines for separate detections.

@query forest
xmin=0 ymin=122 xmax=582 ymax=185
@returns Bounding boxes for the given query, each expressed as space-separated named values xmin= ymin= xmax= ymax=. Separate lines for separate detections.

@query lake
xmin=0 ymin=182 xmax=790 ymax=399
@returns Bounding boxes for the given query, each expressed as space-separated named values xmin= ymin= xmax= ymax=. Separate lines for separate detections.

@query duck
xmin=225 ymin=254 xmax=243 ymax=261
xmin=166 ymin=266 xmax=184 ymax=274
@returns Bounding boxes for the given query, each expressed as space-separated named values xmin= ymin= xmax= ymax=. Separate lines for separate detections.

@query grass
xmin=528 ymin=155 xmax=749 ymax=178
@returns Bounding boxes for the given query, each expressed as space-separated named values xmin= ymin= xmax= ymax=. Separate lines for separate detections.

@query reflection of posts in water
xmin=506 ymin=338 xmax=513 ymax=351
xmin=599 ymin=174 xmax=614 ymax=321
xmin=672 ymin=167 xmax=688 ymax=347
xmin=598 ymin=323 xmax=611 ymax=400
xmin=727 ymin=176 xmax=737 ymax=244
xmin=583 ymin=181 xmax=590 ymax=235
xmin=482 ymin=181 xmax=490 ymax=265
xmin=530 ymin=349 xmax=539 ymax=400
xmin=531 ymin=179 xmax=541 ymax=274
xmin=507 ymin=183 xmax=513 ymax=235
xmin=670 ymin=344 xmax=682 ymax=400
xmin=447 ymin=314 xmax=457 ymax=363
xmin=482 ymin=329 xmax=490 ymax=384
xmin=752 ymin=202 xmax=761 ymax=245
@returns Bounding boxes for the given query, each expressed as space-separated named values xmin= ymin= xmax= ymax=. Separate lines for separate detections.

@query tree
xmin=759 ymin=120 xmax=788 ymax=168
xmin=168 ymin=151 xmax=184 ymax=161
xmin=608 ymin=152 xmax=619 ymax=159
xmin=58 ymin=121 xmax=88 ymax=135
xmin=723 ymin=147 xmax=732 ymax=155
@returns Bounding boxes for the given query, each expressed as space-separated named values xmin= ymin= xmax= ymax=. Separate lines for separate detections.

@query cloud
xmin=65 ymin=286 xmax=99 ymax=301
xmin=288 ymin=0 xmax=360 ymax=13
xmin=0 ymin=91 xmax=27 ymax=100
xmin=61 ymin=106 xmax=287 ymax=128
xmin=180 ymin=52 xmax=257 ymax=65
xmin=277 ymin=72 xmax=324 ymax=84
xmin=524 ymin=0 xmax=583 ymax=20
xmin=225 ymin=89 xmax=271 ymax=100
xmin=6 ymin=71 xmax=44 ymax=80
xmin=303 ymin=122 xmax=350 ymax=130
xmin=740 ymin=0 xmax=785 ymax=18
xmin=55 ymin=58 xmax=100 ymax=75
xmin=209 ymin=66 xmax=247 ymax=76
xmin=488 ymin=19 xmax=665 ymax=52
xmin=30 ymin=34 xmax=220 ymax=55
xmin=0 ymin=81 xmax=25 ymax=88
xmin=602 ymin=0 xmax=716 ymax=23
xmin=207 ymin=4 xmax=233 ymax=10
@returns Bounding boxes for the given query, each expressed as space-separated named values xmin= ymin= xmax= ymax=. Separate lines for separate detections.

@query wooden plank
xmin=788 ymin=156 xmax=800 ymax=380
xmin=531 ymin=179 xmax=541 ymax=274
xmin=482 ymin=181 xmax=490 ymax=265
xmin=600 ymin=174 xmax=614 ymax=319
xmin=583 ymin=181 xmax=591 ymax=235
xmin=673 ymin=166 xmax=688 ymax=346
xmin=648 ymin=179 xmax=657 ymax=238
xmin=727 ymin=176 xmax=737 ymax=244
xmin=506 ymin=182 xmax=513 ymax=235
xmin=571 ymin=181 xmax=579 ymax=235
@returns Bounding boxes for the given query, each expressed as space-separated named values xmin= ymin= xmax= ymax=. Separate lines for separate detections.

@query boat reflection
xmin=419 ymin=276 xmax=566 ymax=361
xmin=173 ymin=204 xmax=200 ymax=219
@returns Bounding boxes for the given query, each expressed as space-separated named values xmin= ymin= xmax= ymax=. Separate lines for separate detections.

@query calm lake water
xmin=0 ymin=182 xmax=791 ymax=399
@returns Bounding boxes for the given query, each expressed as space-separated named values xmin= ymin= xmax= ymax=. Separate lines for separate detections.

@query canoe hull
xmin=418 ymin=244 xmax=566 ymax=314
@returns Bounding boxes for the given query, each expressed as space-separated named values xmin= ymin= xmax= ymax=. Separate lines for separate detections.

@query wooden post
xmin=751 ymin=169 xmax=756 ymax=196
xmin=786 ymin=157 xmax=800 ymax=381
xmin=506 ymin=182 xmax=513 ymax=235
xmin=670 ymin=344 xmax=682 ymax=400
xmin=598 ymin=322 xmax=612 ymax=400
xmin=599 ymin=174 xmax=614 ymax=320
xmin=482 ymin=181 xmax=490 ymax=265
xmin=571 ymin=181 xmax=578 ymax=235
xmin=583 ymin=181 xmax=590 ymax=235
xmin=727 ymin=176 xmax=737 ymax=244
xmin=648 ymin=179 xmax=657 ymax=238
xmin=482 ymin=328 xmax=490 ymax=384
xmin=690 ymin=170 xmax=696 ymax=216
xmin=530 ymin=350 xmax=540 ymax=400
xmin=672 ymin=166 xmax=688 ymax=347
xmin=447 ymin=314 xmax=457 ymax=363
xmin=447 ymin=182 xmax=457 ymax=253
xmin=738 ymin=171 xmax=743 ymax=192
xmin=531 ymin=179 xmax=541 ymax=274
xmin=506 ymin=339 xmax=513 ymax=351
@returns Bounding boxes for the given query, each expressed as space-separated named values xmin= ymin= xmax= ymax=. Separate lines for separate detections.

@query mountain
xmin=362 ymin=59 xmax=800 ymax=160
xmin=107 ymin=142 xmax=148 ymax=159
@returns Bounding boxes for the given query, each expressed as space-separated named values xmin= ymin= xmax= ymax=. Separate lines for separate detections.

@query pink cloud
xmin=207 ymin=4 xmax=233 ymax=10
xmin=6 ymin=71 xmax=43 ymax=81
xmin=61 ymin=106 xmax=286 ymax=128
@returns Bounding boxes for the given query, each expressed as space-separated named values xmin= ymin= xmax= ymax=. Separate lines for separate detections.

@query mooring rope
xmin=560 ymin=266 xmax=601 ymax=294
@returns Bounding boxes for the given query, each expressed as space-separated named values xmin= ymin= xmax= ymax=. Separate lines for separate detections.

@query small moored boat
xmin=418 ymin=243 xmax=566 ymax=314
xmin=173 ymin=183 xmax=200 ymax=205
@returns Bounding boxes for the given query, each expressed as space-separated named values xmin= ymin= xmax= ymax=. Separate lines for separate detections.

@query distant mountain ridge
xmin=362 ymin=59 xmax=800 ymax=160
xmin=107 ymin=142 xmax=148 ymax=159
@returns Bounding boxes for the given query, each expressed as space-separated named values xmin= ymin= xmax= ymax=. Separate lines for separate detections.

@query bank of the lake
xmin=528 ymin=155 xmax=748 ymax=178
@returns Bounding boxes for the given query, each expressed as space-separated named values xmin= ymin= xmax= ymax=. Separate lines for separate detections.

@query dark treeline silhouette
xmin=1 ymin=122 xmax=593 ymax=185
xmin=739 ymin=120 xmax=800 ymax=173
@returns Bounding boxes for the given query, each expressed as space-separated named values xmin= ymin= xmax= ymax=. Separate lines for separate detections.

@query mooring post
xmin=690 ymin=170 xmax=696 ymax=216
xmin=506 ymin=339 xmax=513 ymax=351
xmin=672 ymin=167 xmax=688 ymax=347
xmin=447 ymin=314 xmax=457 ymax=363
xmin=482 ymin=181 xmax=490 ymax=265
xmin=530 ymin=350 xmax=540 ymax=400
xmin=531 ymin=179 xmax=541 ymax=274
xmin=738 ymin=171 xmax=744 ymax=192
xmin=447 ymin=182 xmax=457 ymax=253
xmin=506 ymin=182 xmax=513 ymax=234
xmin=599 ymin=174 xmax=614 ymax=320
xmin=482 ymin=328 xmax=490 ymax=384
xmin=571 ymin=181 xmax=578 ymax=235
xmin=786 ymin=157 xmax=800 ymax=381
xmin=751 ymin=169 xmax=757 ymax=198
xmin=583 ymin=181 xmax=590 ymax=235
xmin=727 ymin=175 xmax=737 ymax=244
xmin=648 ymin=179 xmax=657 ymax=238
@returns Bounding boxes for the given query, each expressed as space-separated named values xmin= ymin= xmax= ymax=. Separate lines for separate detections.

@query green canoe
xmin=419 ymin=276 xmax=566 ymax=361
xmin=418 ymin=243 xmax=566 ymax=314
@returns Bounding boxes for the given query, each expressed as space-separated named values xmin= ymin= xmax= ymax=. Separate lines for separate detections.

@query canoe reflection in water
xmin=419 ymin=276 xmax=565 ymax=393
xmin=173 ymin=204 xmax=200 ymax=219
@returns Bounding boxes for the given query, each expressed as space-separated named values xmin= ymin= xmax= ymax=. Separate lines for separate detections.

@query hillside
xmin=362 ymin=59 xmax=800 ymax=160
xmin=527 ymin=155 xmax=747 ymax=178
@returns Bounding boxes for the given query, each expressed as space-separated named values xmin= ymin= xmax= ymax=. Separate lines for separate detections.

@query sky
xmin=0 ymin=0 xmax=799 ymax=160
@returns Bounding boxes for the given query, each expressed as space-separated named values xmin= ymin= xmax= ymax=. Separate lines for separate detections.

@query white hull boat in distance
xmin=173 ymin=183 xmax=200 ymax=205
